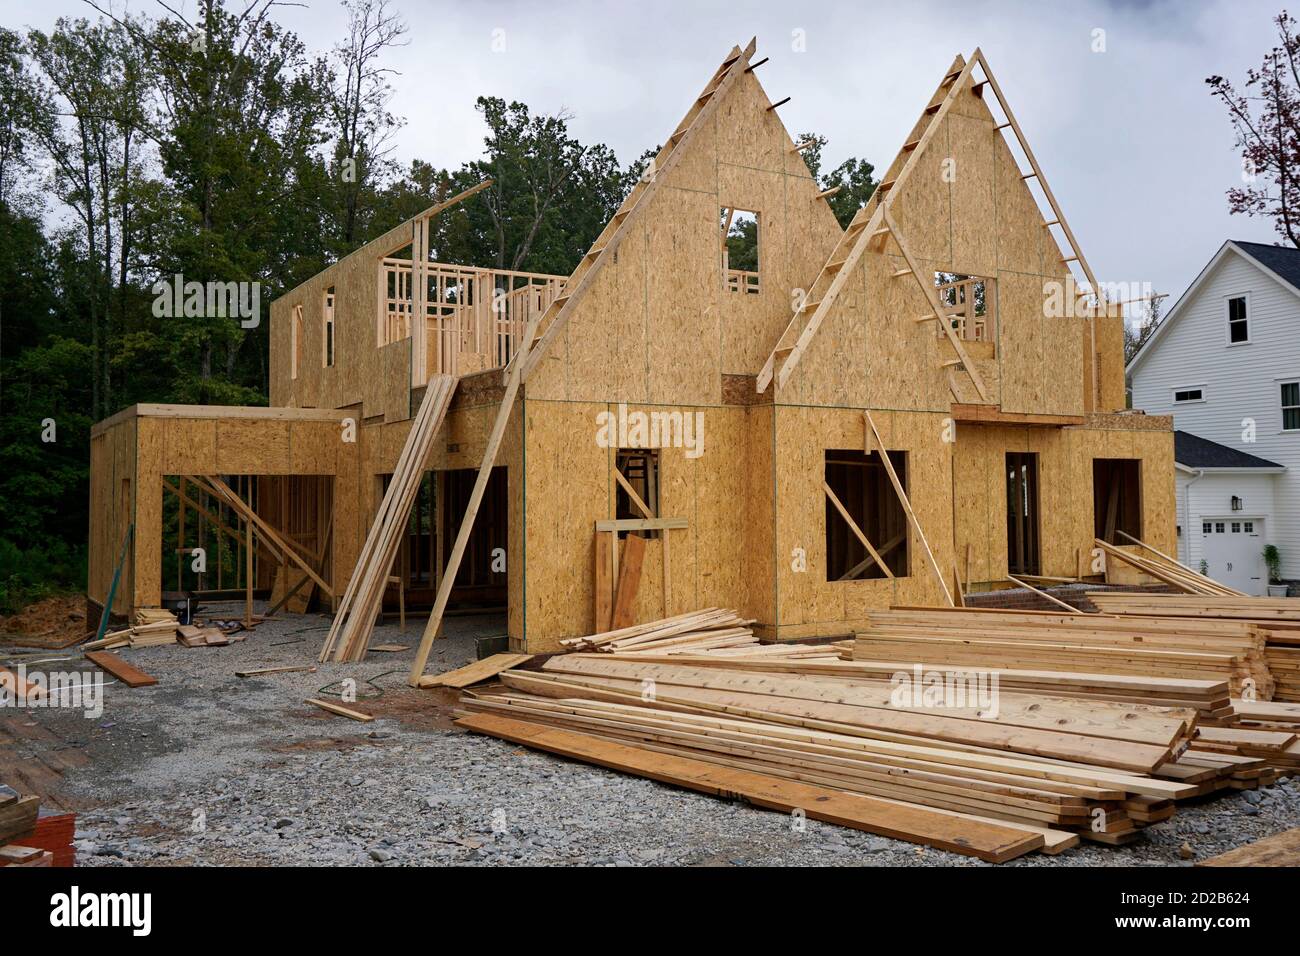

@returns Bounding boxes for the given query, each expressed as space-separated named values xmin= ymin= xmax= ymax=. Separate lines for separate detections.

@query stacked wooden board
xmin=442 ymin=595 xmax=1300 ymax=860
xmin=1088 ymin=592 xmax=1300 ymax=702
xmin=320 ymin=375 xmax=456 ymax=663
xmin=854 ymin=606 xmax=1272 ymax=699
xmin=557 ymin=608 xmax=761 ymax=655
xmin=1088 ymin=592 xmax=1300 ymax=621
xmin=83 ymin=607 xmax=179 ymax=650
xmin=452 ymin=651 xmax=1286 ymax=858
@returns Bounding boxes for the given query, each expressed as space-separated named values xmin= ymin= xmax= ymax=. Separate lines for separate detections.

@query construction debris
xmin=235 ymin=665 xmax=317 ymax=678
xmin=305 ymin=698 xmax=374 ymax=722
xmin=419 ymin=653 xmax=533 ymax=689
xmin=558 ymin=608 xmax=760 ymax=655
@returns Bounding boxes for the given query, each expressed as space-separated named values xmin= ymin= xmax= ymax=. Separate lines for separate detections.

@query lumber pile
xmin=83 ymin=607 xmax=179 ymax=650
xmin=1094 ymin=536 xmax=1244 ymax=595
xmin=457 ymin=711 xmax=1047 ymax=862
xmin=1088 ymin=591 xmax=1300 ymax=622
xmin=320 ymin=375 xmax=456 ymax=663
xmin=1196 ymin=697 xmax=1300 ymax=776
xmin=456 ymin=653 xmax=1274 ymax=857
xmin=557 ymin=607 xmax=760 ymax=655
xmin=1088 ymin=592 xmax=1300 ymax=701
xmin=853 ymin=606 xmax=1272 ymax=699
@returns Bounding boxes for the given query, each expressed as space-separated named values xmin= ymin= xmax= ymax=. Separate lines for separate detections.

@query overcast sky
xmin=0 ymin=0 xmax=1289 ymax=308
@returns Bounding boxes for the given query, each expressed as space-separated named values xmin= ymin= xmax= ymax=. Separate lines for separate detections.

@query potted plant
xmin=1263 ymin=545 xmax=1289 ymax=597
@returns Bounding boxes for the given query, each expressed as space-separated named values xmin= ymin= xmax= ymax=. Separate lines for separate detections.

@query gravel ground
xmin=6 ymin=604 xmax=1300 ymax=867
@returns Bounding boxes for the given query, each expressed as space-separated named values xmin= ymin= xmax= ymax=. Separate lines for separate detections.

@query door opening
xmin=1005 ymin=452 xmax=1040 ymax=576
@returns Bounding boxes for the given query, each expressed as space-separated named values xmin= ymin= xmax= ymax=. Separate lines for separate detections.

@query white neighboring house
xmin=1129 ymin=240 xmax=1298 ymax=596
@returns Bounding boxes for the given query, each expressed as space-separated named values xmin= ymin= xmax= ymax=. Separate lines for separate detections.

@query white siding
xmin=1175 ymin=471 xmax=1275 ymax=593
xmin=1132 ymin=249 xmax=1300 ymax=576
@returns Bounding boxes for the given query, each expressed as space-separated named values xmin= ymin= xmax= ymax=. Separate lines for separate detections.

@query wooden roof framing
xmin=516 ymin=39 xmax=758 ymax=385
xmin=968 ymin=50 xmax=1106 ymax=407
xmin=756 ymin=50 xmax=1105 ymax=406
xmin=755 ymin=54 xmax=984 ymax=396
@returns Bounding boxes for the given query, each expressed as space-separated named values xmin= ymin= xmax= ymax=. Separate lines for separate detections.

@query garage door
xmin=1200 ymin=518 xmax=1266 ymax=596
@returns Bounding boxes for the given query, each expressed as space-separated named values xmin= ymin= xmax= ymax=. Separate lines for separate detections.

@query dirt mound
xmin=0 ymin=594 xmax=88 ymax=648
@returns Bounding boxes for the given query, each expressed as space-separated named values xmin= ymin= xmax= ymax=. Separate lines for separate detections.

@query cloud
xmin=1 ymin=0 xmax=1285 ymax=303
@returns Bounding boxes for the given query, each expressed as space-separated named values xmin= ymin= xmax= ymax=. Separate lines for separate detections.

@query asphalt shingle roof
xmin=1233 ymin=240 xmax=1300 ymax=292
xmin=1175 ymin=430 xmax=1283 ymax=470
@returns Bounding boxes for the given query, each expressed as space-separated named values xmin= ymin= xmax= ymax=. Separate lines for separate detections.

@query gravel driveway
xmin=5 ymin=604 xmax=1299 ymax=867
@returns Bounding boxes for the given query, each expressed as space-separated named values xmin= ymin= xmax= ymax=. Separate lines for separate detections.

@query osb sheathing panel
xmin=116 ymin=413 xmax=361 ymax=611
xmin=519 ymin=400 xmax=750 ymax=652
xmin=522 ymin=401 xmax=611 ymax=651
xmin=87 ymin=417 xmax=138 ymax=612
xmin=772 ymin=407 xmax=953 ymax=638
xmin=270 ymin=217 xmax=413 ymax=423
xmin=744 ymin=405 xmax=776 ymax=624
xmin=777 ymin=57 xmax=1097 ymax=418
xmin=526 ymin=59 xmax=839 ymax=404
xmin=1095 ymin=313 xmax=1126 ymax=411
xmin=948 ymin=113 xmax=998 ymax=277
xmin=133 ymin=417 xmax=165 ymax=608
xmin=891 ymin=117 xmax=953 ymax=265
xmin=646 ymin=189 xmax=721 ymax=407
xmin=780 ymin=251 xmax=951 ymax=411
xmin=951 ymin=420 xmax=1176 ymax=585
xmin=997 ymin=273 xmax=1045 ymax=413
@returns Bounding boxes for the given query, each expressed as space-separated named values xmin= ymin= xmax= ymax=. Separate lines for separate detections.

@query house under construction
xmin=87 ymin=41 xmax=1176 ymax=679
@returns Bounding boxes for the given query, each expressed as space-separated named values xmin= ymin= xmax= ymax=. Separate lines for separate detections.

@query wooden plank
xmin=595 ymin=517 xmax=688 ymax=532
xmin=510 ymin=669 xmax=1175 ymax=773
xmin=611 ymin=534 xmax=648 ymax=629
xmin=594 ymin=531 xmax=613 ymax=633
xmin=305 ymin=698 xmax=374 ymax=722
xmin=455 ymin=712 xmax=1044 ymax=862
xmin=419 ymin=653 xmax=534 ymax=689
xmin=85 ymin=651 xmax=157 ymax=688
xmin=0 ymin=844 xmax=44 ymax=864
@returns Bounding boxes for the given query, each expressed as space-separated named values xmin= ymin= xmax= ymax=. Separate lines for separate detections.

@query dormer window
xmin=1226 ymin=294 xmax=1249 ymax=344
